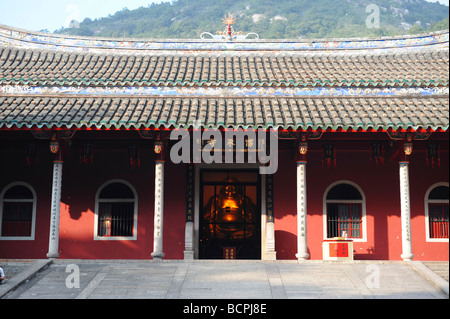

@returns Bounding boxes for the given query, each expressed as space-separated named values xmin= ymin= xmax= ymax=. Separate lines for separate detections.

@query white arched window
xmin=0 ymin=182 xmax=37 ymax=240
xmin=94 ymin=180 xmax=138 ymax=240
xmin=323 ymin=181 xmax=366 ymax=242
xmin=425 ymin=183 xmax=449 ymax=242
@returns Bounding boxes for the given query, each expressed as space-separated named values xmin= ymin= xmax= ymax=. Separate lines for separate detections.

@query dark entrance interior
xmin=199 ymin=170 xmax=261 ymax=259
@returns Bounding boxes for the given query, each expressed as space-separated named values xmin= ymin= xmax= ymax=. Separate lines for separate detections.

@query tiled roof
xmin=0 ymin=46 xmax=448 ymax=88
xmin=0 ymin=25 xmax=448 ymax=132
xmin=0 ymin=95 xmax=447 ymax=131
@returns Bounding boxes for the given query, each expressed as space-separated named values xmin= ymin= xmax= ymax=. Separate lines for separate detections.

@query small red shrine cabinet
xmin=322 ymin=239 xmax=354 ymax=261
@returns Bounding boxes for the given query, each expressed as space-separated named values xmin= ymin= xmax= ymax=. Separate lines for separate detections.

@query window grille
xmin=427 ymin=185 xmax=449 ymax=240
xmin=326 ymin=183 xmax=364 ymax=239
xmin=1 ymin=185 xmax=34 ymax=237
xmin=96 ymin=182 xmax=136 ymax=238
xmin=429 ymin=203 xmax=449 ymax=239
xmin=327 ymin=203 xmax=362 ymax=238
xmin=2 ymin=202 xmax=32 ymax=237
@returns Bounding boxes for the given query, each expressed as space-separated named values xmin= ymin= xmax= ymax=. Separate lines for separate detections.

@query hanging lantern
xmin=50 ymin=141 xmax=59 ymax=154
xmin=403 ymin=142 xmax=413 ymax=156
xmin=371 ymin=142 xmax=384 ymax=166
xmin=128 ymin=145 xmax=140 ymax=169
xmin=49 ymin=134 xmax=59 ymax=154
xmin=154 ymin=140 xmax=163 ymax=154
xmin=299 ymin=142 xmax=308 ymax=155
xmin=80 ymin=143 xmax=94 ymax=166
xmin=323 ymin=145 xmax=336 ymax=168
xmin=427 ymin=144 xmax=440 ymax=168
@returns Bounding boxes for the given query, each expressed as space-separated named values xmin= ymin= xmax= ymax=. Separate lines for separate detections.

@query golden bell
xmin=203 ymin=179 xmax=256 ymax=239
xmin=217 ymin=186 xmax=244 ymax=226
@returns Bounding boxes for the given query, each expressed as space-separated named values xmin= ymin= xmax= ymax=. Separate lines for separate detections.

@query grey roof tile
xmin=1 ymin=95 xmax=447 ymax=131
xmin=1 ymin=46 xmax=448 ymax=87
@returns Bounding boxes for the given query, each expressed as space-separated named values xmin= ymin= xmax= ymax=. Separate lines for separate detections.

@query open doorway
xmin=199 ymin=169 xmax=261 ymax=259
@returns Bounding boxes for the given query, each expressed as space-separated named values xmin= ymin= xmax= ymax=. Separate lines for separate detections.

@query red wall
xmin=0 ymin=137 xmax=186 ymax=260
xmin=0 ymin=132 xmax=448 ymax=261
xmin=0 ymin=145 xmax=53 ymax=259
xmin=57 ymin=147 xmax=186 ymax=259
xmin=273 ymin=144 xmax=449 ymax=261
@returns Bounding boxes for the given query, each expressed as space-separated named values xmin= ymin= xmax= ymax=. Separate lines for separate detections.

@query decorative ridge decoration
xmin=1 ymin=24 xmax=447 ymax=52
xmin=222 ymin=12 xmax=237 ymax=26
xmin=201 ymin=13 xmax=259 ymax=40
xmin=1 ymin=85 xmax=447 ymax=97
xmin=218 ymin=12 xmax=243 ymax=39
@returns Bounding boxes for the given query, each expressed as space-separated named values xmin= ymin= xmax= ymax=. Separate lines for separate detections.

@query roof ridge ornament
xmin=200 ymin=12 xmax=260 ymax=41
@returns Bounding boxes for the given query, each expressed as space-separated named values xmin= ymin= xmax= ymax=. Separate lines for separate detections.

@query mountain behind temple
xmin=54 ymin=0 xmax=449 ymax=39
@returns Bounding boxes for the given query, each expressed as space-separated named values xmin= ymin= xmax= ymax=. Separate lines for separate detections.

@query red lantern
xmin=154 ymin=140 xmax=163 ymax=154
xmin=403 ymin=142 xmax=413 ymax=156
xmin=50 ymin=134 xmax=59 ymax=154
xmin=299 ymin=142 xmax=308 ymax=155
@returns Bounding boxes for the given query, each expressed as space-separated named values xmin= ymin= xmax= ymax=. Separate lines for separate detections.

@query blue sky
xmin=0 ymin=0 xmax=166 ymax=32
xmin=0 ymin=0 xmax=448 ymax=32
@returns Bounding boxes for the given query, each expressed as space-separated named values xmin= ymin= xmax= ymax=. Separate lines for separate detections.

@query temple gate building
xmin=0 ymin=22 xmax=448 ymax=261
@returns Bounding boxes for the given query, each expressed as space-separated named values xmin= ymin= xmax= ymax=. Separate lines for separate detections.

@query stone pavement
xmin=0 ymin=260 xmax=448 ymax=300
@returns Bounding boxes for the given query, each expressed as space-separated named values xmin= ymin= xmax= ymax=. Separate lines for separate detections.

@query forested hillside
xmin=55 ymin=0 xmax=449 ymax=39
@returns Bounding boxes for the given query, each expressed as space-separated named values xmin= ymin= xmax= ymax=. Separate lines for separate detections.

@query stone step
xmin=423 ymin=262 xmax=449 ymax=282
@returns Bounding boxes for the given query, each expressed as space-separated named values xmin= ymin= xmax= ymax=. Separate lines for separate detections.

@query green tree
xmin=408 ymin=25 xmax=423 ymax=35
xmin=54 ymin=0 xmax=449 ymax=39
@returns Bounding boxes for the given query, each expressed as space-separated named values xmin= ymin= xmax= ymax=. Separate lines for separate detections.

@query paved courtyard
xmin=1 ymin=260 xmax=448 ymax=300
